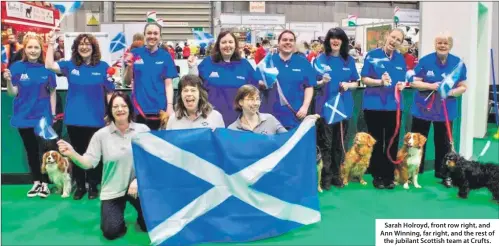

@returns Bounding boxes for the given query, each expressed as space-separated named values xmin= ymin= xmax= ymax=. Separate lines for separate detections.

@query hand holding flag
xmin=49 ymin=1 xmax=83 ymax=31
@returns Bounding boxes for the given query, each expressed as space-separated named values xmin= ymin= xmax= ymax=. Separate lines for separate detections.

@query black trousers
xmin=18 ymin=128 xmax=49 ymax=183
xmin=363 ymin=110 xmax=400 ymax=181
xmin=317 ymin=118 xmax=349 ymax=185
xmin=101 ymin=194 xmax=146 ymax=240
xmin=411 ymin=117 xmax=453 ymax=179
xmin=66 ymin=126 xmax=102 ymax=188
xmin=136 ymin=114 xmax=161 ymax=130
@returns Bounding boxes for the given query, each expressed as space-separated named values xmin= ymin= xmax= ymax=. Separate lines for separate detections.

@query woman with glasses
xmin=228 ymin=84 xmax=287 ymax=135
xmin=360 ymin=28 xmax=408 ymax=189
xmin=45 ymin=31 xmax=115 ymax=200
xmin=57 ymin=92 xmax=149 ymax=240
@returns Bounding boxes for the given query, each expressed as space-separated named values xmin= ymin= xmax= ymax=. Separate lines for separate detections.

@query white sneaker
xmin=38 ymin=183 xmax=50 ymax=198
xmin=27 ymin=182 xmax=41 ymax=198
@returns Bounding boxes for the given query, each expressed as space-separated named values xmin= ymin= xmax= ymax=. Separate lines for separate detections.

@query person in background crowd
xmin=3 ymin=33 xmax=57 ymax=198
xmin=123 ymin=22 xmax=178 ymax=130
xmin=57 ymin=92 xmax=149 ymax=240
xmin=228 ymin=84 xmax=287 ymax=135
xmin=402 ymin=40 xmax=417 ymax=70
xmin=187 ymin=31 xmax=261 ymax=125
xmin=166 ymin=75 xmax=225 ymax=130
xmin=306 ymin=41 xmax=321 ymax=62
xmin=409 ymin=33 xmax=467 ymax=188
xmin=314 ymin=27 xmax=361 ymax=190
xmin=360 ymin=28 xmax=408 ymax=190
xmin=175 ymin=43 xmax=183 ymax=59
xmin=182 ymin=42 xmax=190 ymax=59
xmin=4 ymin=34 xmax=23 ymax=64
xmin=254 ymin=39 xmax=270 ymax=64
xmin=53 ymin=36 xmax=65 ymax=61
xmin=45 ymin=31 xmax=115 ymax=200
xmin=256 ymin=30 xmax=316 ymax=130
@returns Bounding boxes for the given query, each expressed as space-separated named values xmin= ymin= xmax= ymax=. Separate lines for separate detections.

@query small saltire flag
xmin=193 ymin=31 xmax=214 ymax=45
xmin=34 ymin=117 xmax=58 ymax=140
xmin=323 ymin=94 xmax=347 ymax=125
xmin=1 ymin=45 xmax=7 ymax=63
xmin=132 ymin=118 xmax=321 ymax=245
xmin=147 ymin=11 xmax=157 ymax=23
xmin=438 ymin=59 xmax=465 ymax=99
xmin=256 ymin=53 xmax=279 ymax=88
xmin=109 ymin=32 xmax=126 ymax=53
xmin=49 ymin=1 xmax=82 ymax=15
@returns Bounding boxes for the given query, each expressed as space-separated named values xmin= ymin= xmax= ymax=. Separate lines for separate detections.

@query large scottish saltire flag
xmin=132 ymin=118 xmax=321 ymax=245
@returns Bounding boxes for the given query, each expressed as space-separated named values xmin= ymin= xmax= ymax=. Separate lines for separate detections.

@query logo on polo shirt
xmin=41 ymin=76 xmax=48 ymax=79
xmin=20 ymin=73 xmax=29 ymax=81
xmin=396 ymin=66 xmax=403 ymax=70
xmin=292 ymin=69 xmax=301 ymax=72
xmin=260 ymin=130 xmax=268 ymax=135
xmin=342 ymin=67 xmax=350 ymax=71
xmin=209 ymin=72 xmax=219 ymax=78
xmin=155 ymin=61 xmax=164 ymax=65
xmin=91 ymin=72 xmax=101 ymax=76
xmin=71 ymin=69 xmax=80 ymax=76
xmin=426 ymin=70 xmax=435 ymax=77
xmin=202 ymin=122 xmax=209 ymax=126
xmin=236 ymin=76 xmax=245 ymax=80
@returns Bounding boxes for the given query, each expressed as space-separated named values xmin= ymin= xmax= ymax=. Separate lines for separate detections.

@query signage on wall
xmin=5 ymin=1 xmax=54 ymax=25
xmin=249 ymin=2 xmax=266 ymax=13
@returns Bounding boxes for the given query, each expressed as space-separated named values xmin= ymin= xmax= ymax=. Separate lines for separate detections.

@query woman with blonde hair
xmin=3 ymin=33 xmax=57 ymax=198
xmin=410 ymin=32 xmax=467 ymax=187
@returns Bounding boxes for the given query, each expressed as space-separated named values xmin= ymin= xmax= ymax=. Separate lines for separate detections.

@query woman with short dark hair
xmin=45 ymin=31 xmax=115 ymax=200
xmin=57 ymin=92 xmax=149 ymax=240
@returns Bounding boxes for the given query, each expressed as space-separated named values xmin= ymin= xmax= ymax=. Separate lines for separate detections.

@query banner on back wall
xmin=131 ymin=118 xmax=321 ymax=245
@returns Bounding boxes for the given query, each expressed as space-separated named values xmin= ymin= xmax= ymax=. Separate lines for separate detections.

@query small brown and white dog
xmin=341 ymin=132 xmax=376 ymax=185
xmin=394 ymin=132 xmax=427 ymax=189
xmin=41 ymin=150 xmax=72 ymax=198
xmin=159 ymin=110 xmax=170 ymax=130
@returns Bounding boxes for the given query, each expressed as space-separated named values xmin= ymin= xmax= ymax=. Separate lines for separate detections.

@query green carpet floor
xmin=2 ymin=125 xmax=498 ymax=246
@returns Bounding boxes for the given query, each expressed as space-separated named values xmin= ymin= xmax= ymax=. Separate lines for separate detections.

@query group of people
xmin=3 ymin=22 xmax=467 ymax=240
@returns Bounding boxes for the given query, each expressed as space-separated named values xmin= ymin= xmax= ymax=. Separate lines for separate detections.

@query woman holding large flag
xmin=3 ymin=33 xmax=56 ymax=198
xmin=360 ymin=28 xmax=407 ymax=189
xmin=409 ymin=33 xmax=467 ymax=187
xmin=45 ymin=31 xmax=114 ymax=200
xmin=314 ymin=28 xmax=360 ymax=190
xmin=187 ymin=31 xmax=260 ymax=125
xmin=256 ymin=30 xmax=317 ymax=130
xmin=123 ymin=22 xmax=178 ymax=130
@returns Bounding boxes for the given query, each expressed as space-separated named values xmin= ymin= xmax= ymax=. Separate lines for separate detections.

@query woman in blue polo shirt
xmin=3 ymin=33 xmax=56 ymax=198
xmin=360 ymin=28 xmax=407 ymax=189
xmin=256 ymin=30 xmax=317 ymax=129
xmin=188 ymin=31 xmax=260 ymax=125
xmin=314 ymin=27 xmax=361 ymax=190
xmin=410 ymin=33 xmax=467 ymax=188
xmin=46 ymin=32 xmax=115 ymax=200
xmin=124 ymin=22 xmax=178 ymax=130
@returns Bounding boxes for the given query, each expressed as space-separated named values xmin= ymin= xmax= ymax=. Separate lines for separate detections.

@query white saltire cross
xmin=132 ymin=118 xmax=321 ymax=245
xmin=324 ymin=93 xmax=346 ymax=124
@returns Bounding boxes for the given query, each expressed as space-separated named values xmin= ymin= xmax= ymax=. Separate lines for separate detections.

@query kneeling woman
xmin=166 ymin=75 xmax=225 ymax=130
xmin=228 ymin=84 xmax=287 ymax=134
xmin=57 ymin=92 xmax=150 ymax=240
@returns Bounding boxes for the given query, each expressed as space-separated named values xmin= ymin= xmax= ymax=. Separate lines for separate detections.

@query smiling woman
xmin=45 ymin=31 xmax=115 ymax=200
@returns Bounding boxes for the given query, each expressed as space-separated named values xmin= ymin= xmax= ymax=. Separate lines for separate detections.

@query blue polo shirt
xmin=131 ymin=46 xmax=178 ymax=114
xmin=58 ymin=60 xmax=114 ymax=127
xmin=411 ymin=52 xmax=467 ymax=122
xmin=256 ymin=53 xmax=317 ymax=128
xmin=198 ymin=56 xmax=259 ymax=124
xmin=361 ymin=48 xmax=408 ymax=111
xmin=10 ymin=61 xmax=57 ymax=128
xmin=314 ymin=54 xmax=359 ymax=123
